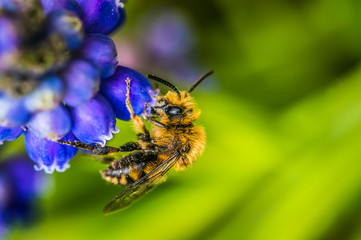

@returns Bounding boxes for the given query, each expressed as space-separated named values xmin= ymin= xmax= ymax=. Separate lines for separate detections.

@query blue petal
xmin=24 ymin=75 xmax=64 ymax=112
xmin=0 ymin=17 xmax=18 ymax=71
xmin=70 ymin=93 xmax=118 ymax=146
xmin=55 ymin=132 xmax=78 ymax=171
xmin=47 ymin=10 xmax=84 ymax=50
xmin=24 ymin=131 xmax=78 ymax=174
xmin=75 ymin=34 xmax=118 ymax=78
xmin=75 ymin=0 xmax=125 ymax=35
xmin=27 ymin=105 xmax=72 ymax=140
xmin=61 ymin=60 xmax=100 ymax=107
xmin=0 ymin=126 xmax=23 ymax=144
xmin=0 ymin=94 xmax=30 ymax=127
xmin=100 ymin=66 xmax=156 ymax=120
xmin=40 ymin=0 xmax=81 ymax=16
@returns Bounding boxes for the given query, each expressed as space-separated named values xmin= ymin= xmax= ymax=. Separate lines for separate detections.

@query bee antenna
xmin=188 ymin=70 xmax=214 ymax=93
xmin=147 ymin=74 xmax=181 ymax=98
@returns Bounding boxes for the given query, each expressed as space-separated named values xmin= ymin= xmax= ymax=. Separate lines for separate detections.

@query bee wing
xmin=103 ymin=152 xmax=181 ymax=214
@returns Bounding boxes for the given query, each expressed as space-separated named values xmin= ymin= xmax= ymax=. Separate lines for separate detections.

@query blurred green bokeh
xmin=5 ymin=0 xmax=361 ymax=239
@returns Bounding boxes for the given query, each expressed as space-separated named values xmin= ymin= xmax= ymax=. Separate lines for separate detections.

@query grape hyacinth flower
xmin=0 ymin=0 xmax=157 ymax=174
xmin=0 ymin=126 xmax=23 ymax=144
xmin=0 ymin=156 xmax=47 ymax=236
xmin=101 ymin=66 xmax=157 ymax=121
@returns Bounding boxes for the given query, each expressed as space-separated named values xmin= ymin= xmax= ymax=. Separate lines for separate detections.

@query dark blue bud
xmin=61 ymin=60 xmax=100 ymax=107
xmin=24 ymin=75 xmax=64 ymax=112
xmin=75 ymin=0 xmax=125 ymax=35
xmin=70 ymin=93 xmax=118 ymax=146
xmin=24 ymin=131 xmax=78 ymax=173
xmin=76 ymin=34 xmax=118 ymax=78
xmin=40 ymin=0 xmax=81 ymax=16
xmin=0 ymin=17 xmax=18 ymax=71
xmin=27 ymin=105 xmax=71 ymax=140
xmin=47 ymin=9 xmax=84 ymax=50
xmin=100 ymin=66 xmax=156 ymax=121
xmin=0 ymin=94 xmax=30 ymax=127
xmin=0 ymin=126 xmax=23 ymax=144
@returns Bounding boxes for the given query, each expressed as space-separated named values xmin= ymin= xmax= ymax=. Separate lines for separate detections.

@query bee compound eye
xmin=165 ymin=106 xmax=182 ymax=116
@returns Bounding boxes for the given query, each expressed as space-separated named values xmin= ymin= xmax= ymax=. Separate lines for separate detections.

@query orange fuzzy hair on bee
xmin=158 ymin=91 xmax=201 ymax=125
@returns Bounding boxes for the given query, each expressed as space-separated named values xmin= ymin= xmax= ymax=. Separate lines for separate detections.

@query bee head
xmin=148 ymin=71 xmax=213 ymax=125
xmin=151 ymin=92 xmax=199 ymax=125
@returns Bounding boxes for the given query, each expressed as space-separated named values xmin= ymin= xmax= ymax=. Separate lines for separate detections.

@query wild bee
xmin=59 ymin=70 xmax=213 ymax=214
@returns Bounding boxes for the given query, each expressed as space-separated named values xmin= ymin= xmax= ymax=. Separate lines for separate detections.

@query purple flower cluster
xmin=0 ymin=0 xmax=157 ymax=173
xmin=0 ymin=156 xmax=47 ymax=237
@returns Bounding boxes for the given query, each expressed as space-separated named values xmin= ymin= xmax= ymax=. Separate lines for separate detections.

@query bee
xmin=58 ymin=70 xmax=213 ymax=214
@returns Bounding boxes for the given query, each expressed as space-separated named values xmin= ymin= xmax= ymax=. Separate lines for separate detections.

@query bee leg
xmin=142 ymin=115 xmax=169 ymax=129
xmin=118 ymin=142 xmax=142 ymax=151
xmin=58 ymin=139 xmax=145 ymax=156
xmin=57 ymin=140 xmax=120 ymax=155
xmin=125 ymin=78 xmax=150 ymax=136
xmin=57 ymin=140 xmax=95 ymax=151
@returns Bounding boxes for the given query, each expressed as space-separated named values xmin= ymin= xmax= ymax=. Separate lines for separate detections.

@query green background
xmin=5 ymin=0 xmax=361 ymax=239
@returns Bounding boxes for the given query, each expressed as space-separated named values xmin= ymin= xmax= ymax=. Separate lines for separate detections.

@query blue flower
xmin=61 ymin=60 xmax=101 ymax=107
xmin=0 ymin=1 xmax=157 ymax=174
xmin=23 ymin=75 xmax=64 ymax=112
xmin=27 ymin=105 xmax=72 ymax=140
xmin=75 ymin=0 xmax=125 ymax=35
xmin=0 ymin=93 xmax=30 ymax=127
xmin=0 ymin=156 xmax=47 ymax=234
xmin=25 ymin=131 xmax=78 ymax=173
xmin=70 ymin=93 xmax=118 ymax=146
xmin=47 ymin=9 xmax=84 ymax=50
xmin=75 ymin=34 xmax=118 ymax=78
xmin=101 ymin=66 xmax=157 ymax=120
xmin=0 ymin=126 xmax=23 ymax=144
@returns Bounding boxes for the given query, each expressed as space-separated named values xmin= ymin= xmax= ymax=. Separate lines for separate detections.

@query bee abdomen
xmin=101 ymin=167 xmax=135 ymax=185
xmin=101 ymin=152 xmax=156 ymax=185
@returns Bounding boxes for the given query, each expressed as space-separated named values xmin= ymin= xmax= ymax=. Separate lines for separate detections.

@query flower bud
xmin=70 ymin=93 xmax=118 ymax=146
xmin=0 ymin=93 xmax=30 ymax=127
xmin=27 ymin=105 xmax=71 ymax=140
xmin=61 ymin=60 xmax=100 ymax=107
xmin=47 ymin=9 xmax=84 ymax=50
xmin=24 ymin=75 xmax=64 ymax=112
xmin=76 ymin=0 xmax=125 ymax=35
xmin=101 ymin=66 xmax=156 ymax=120
xmin=0 ymin=126 xmax=23 ymax=144
xmin=75 ymin=34 xmax=118 ymax=78
xmin=24 ymin=131 xmax=78 ymax=173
